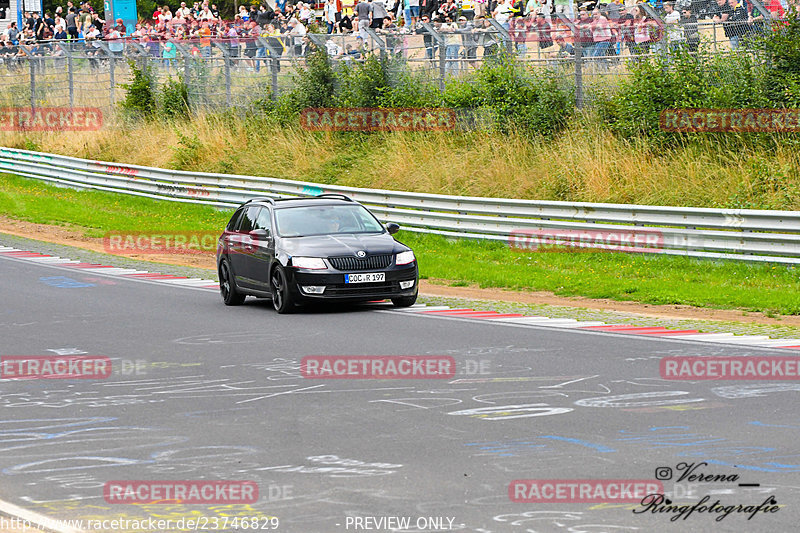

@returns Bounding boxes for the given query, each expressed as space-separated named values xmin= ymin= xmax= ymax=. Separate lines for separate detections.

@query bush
xmin=763 ymin=10 xmax=800 ymax=107
xmin=334 ymin=55 xmax=390 ymax=108
xmin=598 ymin=47 xmax=771 ymax=142
xmin=120 ymin=61 xmax=157 ymax=120
xmin=443 ymin=52 xmax=574 ymax=137
xmin=161 ymin=76 xmax=190 ymax=120
xmin=279 ymin=49 xmax=336 ymax=116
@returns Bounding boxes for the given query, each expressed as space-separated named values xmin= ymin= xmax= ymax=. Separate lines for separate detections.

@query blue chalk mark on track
xmin=539 ymin=436 xmax=617 ymax=453
xmin=39 ymin=276 xmax=95 ymax=288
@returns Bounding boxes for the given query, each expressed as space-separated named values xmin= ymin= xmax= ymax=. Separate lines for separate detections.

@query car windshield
xmin=275 ymin=204 xmax=385 ymax=237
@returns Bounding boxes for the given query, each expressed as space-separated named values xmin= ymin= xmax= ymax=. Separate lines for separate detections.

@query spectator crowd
xmin=0 ymin=0 xmax=793 ymax=68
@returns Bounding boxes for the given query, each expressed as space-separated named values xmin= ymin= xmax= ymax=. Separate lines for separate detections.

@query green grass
xmin=0 ymin=174 xmax=228 ymax=237
xmin=2 ymin=173 xmax=799 ymax=315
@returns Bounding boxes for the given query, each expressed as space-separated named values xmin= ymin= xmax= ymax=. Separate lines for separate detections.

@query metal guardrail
xmin=1 ymin=146 xmax=799 ymax=264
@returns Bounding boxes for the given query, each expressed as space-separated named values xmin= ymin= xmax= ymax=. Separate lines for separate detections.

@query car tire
xmin=271 ymin=266 xmax=295 ymax=314
xmin=391 ymin=292 xmax=417 ymax=308
xmin=219 ymin=259 xmax=246 ymax=306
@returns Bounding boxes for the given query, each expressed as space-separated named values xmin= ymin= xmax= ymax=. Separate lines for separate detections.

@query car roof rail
xmin=311 ymin=193 xmax=353 ymax=202
xmin=244 ymin=196 xmax=276 ymax=205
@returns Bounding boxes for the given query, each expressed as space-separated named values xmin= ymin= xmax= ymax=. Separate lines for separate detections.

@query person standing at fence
xmin=163 ymin=39 xmax=177 ymax=69
xmin=441 ymin=15 xmax=460 ymax=75
xmin=324 ymin=0 xmax=341 ymax=33
xmin=421 ymin=0 xmax=439 ymax=22
xmin=66 ymin=9 xmax=78 ymax=40
xmin=509 ymin=12 xmax=531 ymax=58
xmin=493 ymin=0 xmax=514 ymax=29
xmin=459 ymin=15 xmax=479 ymax=67
xmin=288 ymin=17 xmax=306 ymax=56
xmin=79 ymin=7 xmax=93 ymax=36
xmin=710 ymin=0 xmax=732 ymax=26
xmin=724 ymin=0 xmax=748 ymax=49
xmin=354 ymin=0 xmax=373 ymax=36
xmin=108 ymin=25 xmax=124 ymax=56
xmin=372 ymin=0 xmax=389 ymax=28
xmin=680 ymin=6 xmax=700 ymax=51
xmin=54 ymin=24 xmax=68 ymax=40
xmin=590 ymin=8 xmax=613 ymax=57
xmin=632 ymin=5 xmax=655 ymax=55
xmin=408 ymin=0 xmax=421 ymax=26
xmin=663 ymin=2 xmax=682 ymax=50
xmin=244 ymin=21 xmax=259 ymax=70
xmin=84 ymin=24 xmax=101 ymax=69
xmin=553 ymin=0 xmax=574 ymax=21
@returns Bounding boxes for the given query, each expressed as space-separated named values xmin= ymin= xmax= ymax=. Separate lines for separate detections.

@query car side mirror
xmin=250 ymin=228 xmax=270 ymax=240
xmin=386 ymin=223 xmax=400 ymax=235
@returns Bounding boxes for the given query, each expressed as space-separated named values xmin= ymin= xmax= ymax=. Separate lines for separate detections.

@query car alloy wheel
xmin=219 ymin=259 xmax=246 ymax=306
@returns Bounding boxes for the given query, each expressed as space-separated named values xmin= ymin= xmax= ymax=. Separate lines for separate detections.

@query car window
xmin=226 ymin=208 xmax=245 ymax=232
xmin=239 ymin=206 xmax=261 ymax=234
xmin=254 ymin=207 xmax=272 ymax=232
xmin=275 ymin=205 xmax=385 ymax=237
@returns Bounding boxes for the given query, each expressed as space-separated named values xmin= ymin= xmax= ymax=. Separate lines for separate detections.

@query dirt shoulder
xmin=2 ymin=215 xmax=799 ymax=327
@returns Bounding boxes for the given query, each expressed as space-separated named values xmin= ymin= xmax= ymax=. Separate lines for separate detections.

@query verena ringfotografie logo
xmin=509 ymin=229 xmax=663 ymax=253
xmin=103 ymin=480 xmax=258 ymax=504
xmin=661 ymin=356 xmax=800 ymax=380
xmin=660 ymin=109 xmax=800 ymax=133
xmin=509 ymin=479 xmax=663 ymax=503
xmin=103 ymin=232 xmax=218 ymax=255
xmin=301 ymin=356 xmax=455 ymax=379
xmin=1 ymin=356 xmax=111 ymax=379
xmin=299 ymin=108 xmax=456 ymax=132
xmin=0 ymin=107 xmax=103 ymax=131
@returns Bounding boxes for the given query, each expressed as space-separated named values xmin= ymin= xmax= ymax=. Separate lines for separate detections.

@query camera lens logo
xmin=655 ymin=467 xmax=673 ymax=481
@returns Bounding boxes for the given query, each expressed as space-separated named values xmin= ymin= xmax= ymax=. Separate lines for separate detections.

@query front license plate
xmin=345 ymin=272 xmax=385 ymax=284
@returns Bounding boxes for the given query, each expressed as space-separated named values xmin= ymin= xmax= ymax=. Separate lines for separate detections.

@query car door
xmin=230 ymin=205 xmax=261 ymax=290
xmin=245 ymin=206 xmax=275 ymax=292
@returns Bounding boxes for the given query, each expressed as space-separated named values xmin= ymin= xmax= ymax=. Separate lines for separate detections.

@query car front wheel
xmin=219 ymin=259 xmax=246 ymax=306
xmin=271 ymin=266 xmax=295 ymax=314
xmin=391 ymin=292 xmax=418 ymax=308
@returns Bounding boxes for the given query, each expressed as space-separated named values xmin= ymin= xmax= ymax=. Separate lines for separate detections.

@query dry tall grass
xmin=2 ymin=114 xmax=798 ymax=209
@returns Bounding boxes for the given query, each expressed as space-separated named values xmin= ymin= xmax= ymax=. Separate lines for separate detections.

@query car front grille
xmin=325 ymin=281 xmax=399 ymax=296
xmin=328 ymin=254 xmax=393 ymax=271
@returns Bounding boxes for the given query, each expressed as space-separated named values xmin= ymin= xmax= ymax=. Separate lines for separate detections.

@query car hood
xmin=279 ymin=233 xmax=407 ymax=257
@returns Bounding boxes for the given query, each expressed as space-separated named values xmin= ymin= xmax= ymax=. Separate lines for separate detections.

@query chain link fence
xmin=0 ymin=1 xmax=783 ymax=115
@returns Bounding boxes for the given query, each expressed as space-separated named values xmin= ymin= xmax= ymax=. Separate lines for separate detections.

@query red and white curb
xmin=4 ymin=245 xmax=800 ymax=351
xmin=394 ymin=304 xmax=800 ymax=351
xmin=0 ymin=246 xmax=219 ymax=290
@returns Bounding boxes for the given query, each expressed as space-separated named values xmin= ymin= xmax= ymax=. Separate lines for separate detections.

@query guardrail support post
xmin=557 ymin=14 xmax=582 ymax=109
xmin=29 ymin=52 xmax=36 ymax=109
xmin=58 ymin=43 xmax=75 ymax=108
xmin=258 ymin=37 xmax=282 ymax=101
xmin=212 ymin=41 xmax=232 ymax=107
xmin=421 ymin=22 xmax=445 ymax=92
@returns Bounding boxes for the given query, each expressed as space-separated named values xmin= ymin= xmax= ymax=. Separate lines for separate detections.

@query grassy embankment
xmin=1 ymin=116 xmax=799 ymax=210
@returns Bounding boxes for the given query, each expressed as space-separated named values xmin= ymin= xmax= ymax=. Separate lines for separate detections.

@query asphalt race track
xmin=1 ymin=246 xmax=799 ymax=533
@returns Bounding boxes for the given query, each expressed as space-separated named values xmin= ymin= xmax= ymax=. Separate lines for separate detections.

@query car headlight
xmin=292 ymin=256 xmax=327 ymax=270
xmin=395 ymin=251 xmax=416 ymax=265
